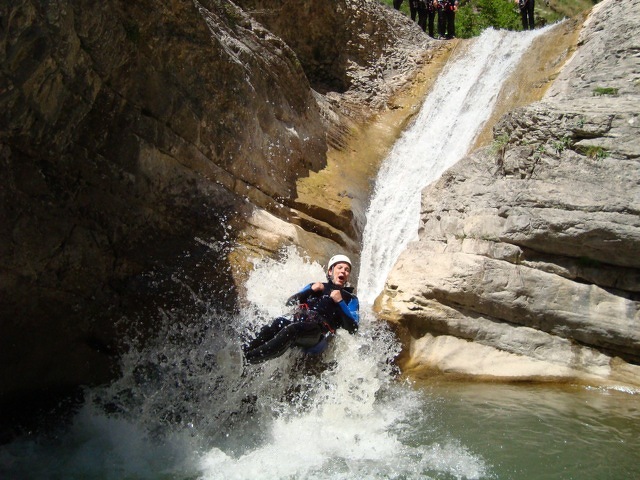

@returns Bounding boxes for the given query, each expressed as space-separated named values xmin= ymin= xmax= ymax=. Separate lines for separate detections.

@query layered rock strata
xmin=378 ymin=0 xmax=640 ymax=387
xmin=230 ymin=0 xmax=434 ymax=270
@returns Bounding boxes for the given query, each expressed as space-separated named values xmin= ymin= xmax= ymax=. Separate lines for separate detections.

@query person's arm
xmin=338 ymin=295 xmax=359 ymax=333
xmin=330 ymin=289 xmax=359 ymax=333
xmin=285 ymin=282 xmax=324 ymax=306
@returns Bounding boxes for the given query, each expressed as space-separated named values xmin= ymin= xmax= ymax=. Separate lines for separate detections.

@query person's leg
xmin=527 ymin=0 xmax=535 ymax=30
xmin=394 ymin=0 xmax=403 ymax=10
xmin=438 ymin=9 xmax=446 ymax=38
xmin=243 ymin=317 xmax=290 ymax=353
xmin=520 ymin=6 xmax=528 ymax=30
xmin=446 ymin=10 xmax=455 ymax=38
xmin=292 ymin=322 xmax=324 ymax=349
xmin=244 ymin=321 xmax=323 ymax=364
xmin=244 ymin=321 xmax=296 ymax=364
xmin=428 ymin=10 xmax=436 ymax=37
xmin=417 ymin=7 xmax=427 ymax=31
xmin=451 ymin=11 xmax=456 ymax=38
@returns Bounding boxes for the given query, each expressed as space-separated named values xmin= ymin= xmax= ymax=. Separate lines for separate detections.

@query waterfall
xmin=358 ymin=27 xmax=547 ymax=306
xmin=191 ymin=27 xmax=548 ymax=479
xmin=1 ymin=28 xmax=550 ymax=480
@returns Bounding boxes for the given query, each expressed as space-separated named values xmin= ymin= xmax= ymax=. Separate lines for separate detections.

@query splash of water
xmin=196 ymin=248 xmax=488 ymax=480
xmin=358 ymin=27 xmax=548 ymax=305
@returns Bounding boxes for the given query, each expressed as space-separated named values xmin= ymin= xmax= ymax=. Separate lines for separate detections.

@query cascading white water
xmin=358 ymin=27 xmax=547 ymax=305
xmin=196 ymin=247 xmax=488 ymax=479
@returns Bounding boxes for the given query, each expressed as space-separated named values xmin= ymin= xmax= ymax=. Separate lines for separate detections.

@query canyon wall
xmin=378 ymin=0 xmax=640 ymax=387
xmin=0 ymin=0 xmax=428 ymax=428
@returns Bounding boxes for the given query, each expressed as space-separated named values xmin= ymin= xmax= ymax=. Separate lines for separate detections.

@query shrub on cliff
xmin=457 ymin=0 xmax=521 ymax=37
xmin=380 ymin=0 xmax=598 ymax=38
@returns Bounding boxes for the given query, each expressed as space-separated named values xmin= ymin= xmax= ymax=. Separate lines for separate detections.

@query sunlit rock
xmin=379 ymin=0 xmax=640 ymax=387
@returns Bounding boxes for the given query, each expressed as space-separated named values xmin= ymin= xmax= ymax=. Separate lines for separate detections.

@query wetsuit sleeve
xmin=285 ymin=283 xmax=314 ymax=306
xmin=337 ymin=295 xmax=359 ymax=334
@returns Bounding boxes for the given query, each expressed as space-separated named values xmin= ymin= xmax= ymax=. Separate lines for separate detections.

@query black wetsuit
xmin=243 ymin=282 xmax=360 ymax=364
xmin=423 ymin=0 xmax=437 ymax=38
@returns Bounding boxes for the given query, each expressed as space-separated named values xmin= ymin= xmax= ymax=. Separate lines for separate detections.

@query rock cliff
xmin=0 ymin=0 xmax=430 ymax=430
xmin=378 ymin=0 xmax=640 ymax=387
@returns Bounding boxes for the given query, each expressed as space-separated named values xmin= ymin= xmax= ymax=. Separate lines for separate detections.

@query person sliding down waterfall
xmin=242 ymin=255 xmax=360 ymax=364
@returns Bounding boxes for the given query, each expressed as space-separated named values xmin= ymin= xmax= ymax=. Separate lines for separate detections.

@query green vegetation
xmin=378 ymin=0 xmax=598 ymax=38
xmin=221 ymin=1 xmax=245 ymax=28
xmin=541 ymin=0 xmax=597 ymax=20
xmin=593 ymin=86 xmax=619 ymax=96
xmin=577 ymin=145 xmax=609 ymax=160
xmin=457 ymin=0 xmax=521 ymax=38
xmin=491 ymin=132 xmax=510 ymax=155
xmin=552 ymin=135 xmax=572 ymax=154
xmin=533 ymin=144 xmax=545 ymax=161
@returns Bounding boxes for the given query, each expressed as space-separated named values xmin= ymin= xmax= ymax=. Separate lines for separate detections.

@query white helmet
xmin=327 ymin=254 xmax=352 ymax=271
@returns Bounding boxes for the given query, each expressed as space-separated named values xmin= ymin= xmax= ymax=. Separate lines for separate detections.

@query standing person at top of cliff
xmin=437 ymin=0 xmax=458 ymax=39
xmin=516 ymin=0 xmax=535 ymax=30
xmin=436 ymin=0 xmax=445 ymax=38
xmin=422 ymin=0 xmax=438 ymax=38
xmin=444 ymin=0 xmax=458 ymax=39
xmin=409 ymin=0 xmax=419 ymax=22
xmin=413 ymin=0 xmax=432 ymax=35
xmin=242 ymin=255 xmax=360 ymax=364
xmin=393 ymin=0 xmax=432 ymax=35
xmin=394 ymin=0 xmax=418 ymax=23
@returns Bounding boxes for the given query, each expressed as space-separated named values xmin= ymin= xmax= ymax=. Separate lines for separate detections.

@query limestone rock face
xmin=0 ymin=0 xmax=325 ymax=414
xmin=378 ymin=0 xmax=640 ymax=386
xmin=230 ymin=0 xmax=432 ymax=259
xmin=0 ymin=0 xmax=426 ymax=420
xmin=234 ymin=0 xmax=427 ymax=104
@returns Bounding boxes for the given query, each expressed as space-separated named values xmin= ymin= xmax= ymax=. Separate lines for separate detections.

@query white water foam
xmin=196 ymin=248 xmax=489 ymax=479
xmin=242 ymin=246 xmax=326 ymax=324
xmin=358 ymin=27 xmax=548 ymax=305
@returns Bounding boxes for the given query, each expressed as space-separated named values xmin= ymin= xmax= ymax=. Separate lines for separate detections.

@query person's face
xmin=329 ymin=262 xmax=351 ymax=287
